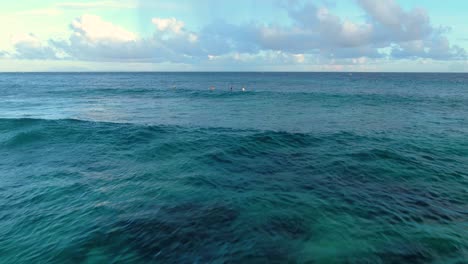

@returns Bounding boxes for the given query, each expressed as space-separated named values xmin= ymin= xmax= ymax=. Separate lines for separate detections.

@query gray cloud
xmin=13 ymin=43 xmax=59 ymax=60
xmin=391 ymin=37 xmax=466 ymax=60
xmin=254 ymin=0 xmax=464 ymax=59
xmin=8 ymin=34 xmax=60 ymax=60
xmin=356 ymin=0 xmax=464 ymax=60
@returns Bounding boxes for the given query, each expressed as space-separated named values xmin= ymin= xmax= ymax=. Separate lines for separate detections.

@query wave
xmin=0 ymin=118 xmax=388 ymax=172
xmin=1 ymin=117 xmax=465 ymax=193
xmin=0 ymin=116 xmax=451 ymax=180
xmin=3 ymin=118 xmax=465 ymax=200
xmin=0 ymin=116 xmax=371 ymax=142
xmin=42 ymin=86 xmax=468 ymax=108
xmin=0 ymin=117 xmax=460 ymax=154
xmin=0 ymin=117 xmax=316 ymax=147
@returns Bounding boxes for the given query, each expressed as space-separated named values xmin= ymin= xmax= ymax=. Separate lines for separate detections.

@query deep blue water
xmin=0 ymin=72 xmax=467 ymax=263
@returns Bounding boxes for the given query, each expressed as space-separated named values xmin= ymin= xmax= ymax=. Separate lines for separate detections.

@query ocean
xmin=0 ymin=72 xmax=467 ymax=263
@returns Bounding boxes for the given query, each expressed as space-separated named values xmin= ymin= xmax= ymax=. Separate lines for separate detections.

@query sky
xmin=0 ymin=0 xmax=467 ymax=72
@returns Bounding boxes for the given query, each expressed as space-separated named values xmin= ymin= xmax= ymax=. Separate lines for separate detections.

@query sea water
xmin=0 ymin=73 xmax=467 ymax=263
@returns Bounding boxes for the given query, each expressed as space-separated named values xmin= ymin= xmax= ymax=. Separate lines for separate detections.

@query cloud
xmin=50 ymin=15 xmax=151 ymax=61
xmin=357 ymin=0 xmax=433 ymax=42
xmin=198 ymin=51 xmax=326 ymax=72
xmin=285 ymin=3 xmax=374 ymax=48
xmin=70 ymin=14 xmax=137 ymax=42
xmin=152 ymin=18 xmax=185 ymax=34
xmin=293 ymin=54 xmax=305 ymax=63
xmin=47 ymin=15 xmax=201 ymax=62
xmin=357 ymin=0 xmax=403 ymax=26
xmin=391 ymin=37 xmax=466 ymax=60
xmin=10 ymin=34 xmax=60 ymax=60
xmin=3 ymin=0 xmax=466 ymax=65
xmin=253 ymin=0 xmax=464 ymax=60
xmin=354 ymin=0 xmax=465 ymax=60
xmin=253 ymin=0 xmax=463 ymax=60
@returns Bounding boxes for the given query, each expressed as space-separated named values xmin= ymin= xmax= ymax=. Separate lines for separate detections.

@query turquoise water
xmin=0 ymin=73 xmax=467 ymax=263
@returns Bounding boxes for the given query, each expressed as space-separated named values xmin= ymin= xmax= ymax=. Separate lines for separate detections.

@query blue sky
xmin=0 ymin=0 xmax=467 ymax=72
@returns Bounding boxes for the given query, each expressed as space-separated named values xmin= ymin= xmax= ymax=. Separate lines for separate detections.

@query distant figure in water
xmin=210 ymin=86 xmax=216 ymax=91
xmin=242 ymin=87 xmax=246 ymax=92
xmin=230 ymin=86 xmax=233 ymax=92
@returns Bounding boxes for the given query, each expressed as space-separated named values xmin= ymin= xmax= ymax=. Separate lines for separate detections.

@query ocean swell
xmin=1 ymin=117 xmax=467 ymax=262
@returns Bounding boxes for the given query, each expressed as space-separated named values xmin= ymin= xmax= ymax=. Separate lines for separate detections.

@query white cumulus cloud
xmin=152 ymin=18 xmax=185 ymax=34
xmin=71 ymin=14 xmax=137 ymax=43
